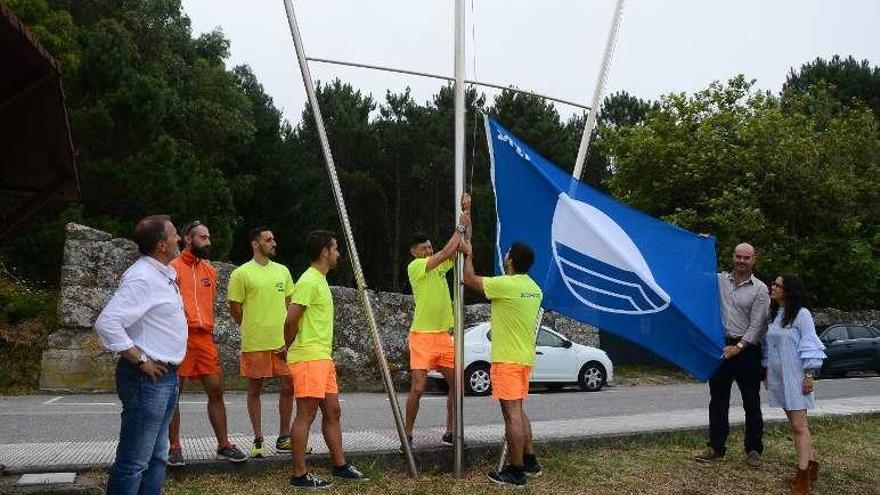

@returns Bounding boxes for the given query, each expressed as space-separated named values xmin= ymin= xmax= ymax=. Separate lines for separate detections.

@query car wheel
xmin=578 ymin=362 xmax=606 ymax=392
xmin=465 ymin=363 xmax=491 ymax=396
xmin=545 ymin=383 xmax=565 ymax=392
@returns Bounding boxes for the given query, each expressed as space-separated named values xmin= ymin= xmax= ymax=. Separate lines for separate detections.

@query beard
xmin=191 ymin=244 xmax=212 ymax=259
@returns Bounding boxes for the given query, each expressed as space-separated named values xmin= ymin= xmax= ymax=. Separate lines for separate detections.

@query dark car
xmin=818 ymin=324 xmax=880 ymax=377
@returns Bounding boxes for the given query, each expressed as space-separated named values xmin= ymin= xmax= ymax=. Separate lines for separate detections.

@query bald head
xmin=732 ymin=243 xmax=756 ymax=278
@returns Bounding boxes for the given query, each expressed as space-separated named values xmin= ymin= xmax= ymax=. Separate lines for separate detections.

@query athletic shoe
xmin=441 ymin=432 xmax=467 ymax=447
xmin=249 ymin=438 xmax=266 ymax=458
xmin=487 ymin=465 xmax=525 ymax=487
xmin=522 ymin=461 xmax=543 ymax=477
xmin=441 ymin=432 xmax=454 ymax=446
xmin=332 ymin=463 xmax=369 ymax=481
xmin=167 ymin=448 xmax=185 ymax=467
xmin=289 ymin=473 xmax=332 ymax=489
xmin=276 ymin=435 xmax=292 ymax=452
xmin=216 ymin=443 xmax=247 ymax=463
xmin=399 ymin=435 xmax=414 ymax=453
xmin=276 ymin=435 xmax=313 ymax=454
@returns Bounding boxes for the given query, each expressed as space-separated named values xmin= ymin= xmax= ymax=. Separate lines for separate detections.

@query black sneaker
xmin=487 ymin=465 xmax=525 ymax=487
xmin=522 ymin=461 xmax=542 ymax=477
xmin=216 ymin=443 xmax=247 ymax=463
xmin=441 ymin=432 xmax=454 ymax=446
xmin=441 ymin=432 xmax=468 ymax=447
xmin=332 ymin=463 xmax=369 ymax=481
xmin=399 ymin=435 xmax=414 ymax=453
xmin=167 ymin=448 xmax=185 ymax=467
xmin=290 ymin=473 xmax=332 ymax=489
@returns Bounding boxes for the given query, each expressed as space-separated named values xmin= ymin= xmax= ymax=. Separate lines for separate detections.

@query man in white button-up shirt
xmin=94 ymin=215 xmax=187 ymax=495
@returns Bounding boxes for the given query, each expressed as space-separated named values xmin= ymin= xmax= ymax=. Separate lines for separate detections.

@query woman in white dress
xmin=762 ymin=273 xmax=826 ymax=495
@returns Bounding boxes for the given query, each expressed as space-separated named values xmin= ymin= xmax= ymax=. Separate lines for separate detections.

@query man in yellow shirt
xmin=404 ymin=194 xmax=470 ymax=449
xmin=227 ymin=227 xmax=295 ymax=458
xmin=462 ymin=239 xmax=543 ymax=487
xmin=283 ymin=231 xmax=367 ymax=489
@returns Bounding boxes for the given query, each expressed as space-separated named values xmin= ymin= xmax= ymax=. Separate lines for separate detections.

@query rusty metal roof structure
xmin=0 ymin=0 xmax=79 ymax=240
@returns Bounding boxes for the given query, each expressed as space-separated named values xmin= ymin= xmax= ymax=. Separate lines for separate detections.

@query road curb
xmin=5 ymin=411 xmax=874 ymax=480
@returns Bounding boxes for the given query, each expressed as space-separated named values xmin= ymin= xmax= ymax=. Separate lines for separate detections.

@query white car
xmin=428 ymin=321 xmax=614 ymax=395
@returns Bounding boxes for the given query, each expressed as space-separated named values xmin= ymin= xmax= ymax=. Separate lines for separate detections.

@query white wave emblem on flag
xmin=550 ymin=193 xmax=671 ymax=315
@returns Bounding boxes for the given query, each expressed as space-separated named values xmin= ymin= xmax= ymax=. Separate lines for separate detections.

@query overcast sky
xmin=181 ymin=0 xmax=879 ymax=124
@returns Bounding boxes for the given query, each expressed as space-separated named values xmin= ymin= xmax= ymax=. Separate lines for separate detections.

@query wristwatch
xmin=456 ymin=224 xmax=467 ymax=234
xmin=804 ymin=369 xmax=815 ymax=378
xmin=735 ymin=341 xmax=745 ymax=350
xmin=137 ymin=353 xmax=149 ymax=366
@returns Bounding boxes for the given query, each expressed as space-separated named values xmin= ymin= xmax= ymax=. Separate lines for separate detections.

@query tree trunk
xmin=391 ymin=162 xmax=401 ymax=291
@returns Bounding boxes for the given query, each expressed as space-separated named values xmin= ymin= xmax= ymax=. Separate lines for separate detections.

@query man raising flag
xmin=403 ymin=193 xmax=470 ymax=449
xmin=462 ymin=235 xmax=543 ymax=487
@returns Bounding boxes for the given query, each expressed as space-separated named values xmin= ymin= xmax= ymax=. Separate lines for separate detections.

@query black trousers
xmin=707 ymin=342 xmax=764 ymax=455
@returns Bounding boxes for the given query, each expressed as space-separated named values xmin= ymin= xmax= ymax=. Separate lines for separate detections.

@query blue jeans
xmin=106 ymin=359 xmax=178 ymax=495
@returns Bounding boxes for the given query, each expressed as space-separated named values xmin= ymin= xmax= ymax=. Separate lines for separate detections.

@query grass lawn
xmin=153 ymin=414 xmax=879 ymax=495
xmin=612 ymin=363 xmax=698 ymax=386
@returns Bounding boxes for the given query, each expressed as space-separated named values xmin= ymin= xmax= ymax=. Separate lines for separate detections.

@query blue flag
xmin=485 ymin=116 xmax=724 ymax=381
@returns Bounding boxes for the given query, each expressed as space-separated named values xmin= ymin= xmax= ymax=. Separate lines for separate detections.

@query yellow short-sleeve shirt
xmin=483 ymin=274 xmax=543 ymax=366
xmin=408 ymin=258 xmax=454 ymax=333
xmin=227 ymin=260 xmax=295 ymax=352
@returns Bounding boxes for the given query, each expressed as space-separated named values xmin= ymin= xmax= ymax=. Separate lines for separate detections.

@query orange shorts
xmin=179 ymin=328 xmax=221 ymax=378
xmin=491 ymin=363 xmax=532 ymax=400
xmin=240 ymin=351 xmax=290 ymax=378
xmin=409 ymin=331 xmax=454 ymax=370
xmin=289 ymin=359 xmax=338 ymax=399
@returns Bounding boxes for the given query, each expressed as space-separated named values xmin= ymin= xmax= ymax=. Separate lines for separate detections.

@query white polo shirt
xmin=94 ymin=256 xmax=188 ymax=363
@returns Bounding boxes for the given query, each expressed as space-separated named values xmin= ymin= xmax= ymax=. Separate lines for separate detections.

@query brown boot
xmin=790 ymin=468 xmax=810 ymax=495
xmin=785 ymin=460 xmax=819 ymax=484
xmin=807 ymin=460 xmax=819 ymax=482
xmin=785 ymin=460 xmax=819 ymax=485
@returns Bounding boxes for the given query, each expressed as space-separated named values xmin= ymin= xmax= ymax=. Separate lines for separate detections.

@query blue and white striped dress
xmin=762 ymin=308 xmax=826 ymax=411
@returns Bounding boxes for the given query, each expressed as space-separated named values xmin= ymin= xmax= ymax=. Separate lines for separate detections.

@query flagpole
xmin=280 ymin=0 xmax=418 ymax=478
xmin=571 ymin=0 xmax=625 ymax=181
xmin=452 ymin=0 xmax=467 ymax=479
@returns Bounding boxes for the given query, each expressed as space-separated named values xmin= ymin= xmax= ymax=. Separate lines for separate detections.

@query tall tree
xmin=567 ymin=91 xmax=656 ymax=187
xmin=784 ymin=55 xmax=880 ymax=117
xmin=605 ymin=76 xmax=880 ymax=309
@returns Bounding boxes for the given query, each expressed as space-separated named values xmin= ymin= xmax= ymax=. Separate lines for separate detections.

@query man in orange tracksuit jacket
xmin=167 ymin=221 xmax=246 ymax=465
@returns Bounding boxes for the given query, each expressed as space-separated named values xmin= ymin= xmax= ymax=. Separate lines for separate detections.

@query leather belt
xmin=153 ymin=361 xmax=179 ymax=371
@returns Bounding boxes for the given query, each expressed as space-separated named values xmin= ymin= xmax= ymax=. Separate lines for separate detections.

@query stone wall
xmin=40 ymin=223 xmax=600 ymax=392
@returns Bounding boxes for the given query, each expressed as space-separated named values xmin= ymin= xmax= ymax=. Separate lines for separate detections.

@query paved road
xmin=2 ymin=377 xmax=879 ymax=444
